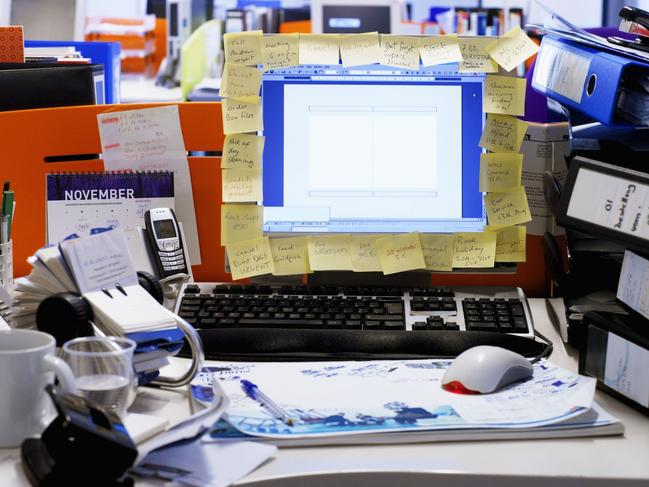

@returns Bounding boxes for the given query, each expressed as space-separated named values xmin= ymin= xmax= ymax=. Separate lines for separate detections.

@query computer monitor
xmin=261 ymin=63 xmax=486 ymax=235
xmin=311 ymin=0 xmax=405 ymax=34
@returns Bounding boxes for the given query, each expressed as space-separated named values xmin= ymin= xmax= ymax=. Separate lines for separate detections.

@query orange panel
xmin=0 ymin=102 xmax=225 ymax=280
xmin=0 ymin=102 xmax=550 ymax=296
xmin=279 ymin=20 xmax=312 ymax=34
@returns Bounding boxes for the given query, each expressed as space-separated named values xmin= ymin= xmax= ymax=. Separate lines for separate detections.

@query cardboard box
xmin=520 ymin=121 xmax=570 ymax=236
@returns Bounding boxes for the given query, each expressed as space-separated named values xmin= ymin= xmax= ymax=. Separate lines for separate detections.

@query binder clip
xmin=35 ymin=271 xmax=204 ymax=388
xmin=21 ymin=385 xmax=137 ymax=487
xmin=609 ymin=6 xmax=649 ymax=53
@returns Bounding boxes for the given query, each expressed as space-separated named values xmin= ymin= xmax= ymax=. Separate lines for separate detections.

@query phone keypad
xmin=158 ymin=249 xmax=186 ymax=272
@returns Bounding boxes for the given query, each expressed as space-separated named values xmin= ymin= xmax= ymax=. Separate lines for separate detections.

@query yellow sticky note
xmin=458 ymin=37 xmax=499 ymax=73
xmin=452 ymin=232 xmax=497 ymax=268
xmin=479 ymin=114 xmax=528 ymax=153
xmin=270 ymin=237 xmax=311 ymax=276
xmin=222 ymin=97 xmax=263 ymax=135
xmin=485 ymin=187 xmax=532 ymax=226
xmin=307 ymin=235 xmax=353 ymax=270
xmin=299 ymin=34 xmax=340 ymax=65
xmin=220 ymin=204 xmax=263 ymax=246
xmin=222 ymin=168 xmax=262 ymax=202
xmin=484 ymin=74 xmax=527 ymax=116
xmin=375 ymin=233 xmax=426 ymax=275
xmin=340 ymin=32 xmax=381 ymax=67
xmin=419 ymin=234 xmax=455 ymax=271
xmin=419 ymin=34 xmax=463 ymax=67
xmin=479 ymin=153 xmax=523 ymax=192
xmin=348 ymin=235 xmax=381 ymax=272
xmin=223 ymin=30 xmax=263 ymax=65
xmin=263 ymin=34 xmax=299 ymax=71
xmin=226 ymin=237 xmax=275 ymax=280
xmin=487 ymin=225 xmax=527 ymax=262
xmin=220 ymin=63 xmax=262 ymax=100
xmin=379 ymin=35 xmax=420 ymax=70
xmin=485 ymin=26 xmax=540 ymax=72
xmin=222 ymin=134 xmax=265 ymax=170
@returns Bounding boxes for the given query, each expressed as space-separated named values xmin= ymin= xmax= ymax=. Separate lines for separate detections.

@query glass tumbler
xmin=63 ymin=336 xmax=137 ymax=417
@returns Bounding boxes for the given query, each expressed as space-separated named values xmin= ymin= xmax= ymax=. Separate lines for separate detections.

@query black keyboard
xmin=174 ymin=284 xmax=536 ymax=360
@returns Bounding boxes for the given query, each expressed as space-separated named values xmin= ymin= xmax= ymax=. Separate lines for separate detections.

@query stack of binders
xmin=532 ymin=35 xmax=649 ymax=128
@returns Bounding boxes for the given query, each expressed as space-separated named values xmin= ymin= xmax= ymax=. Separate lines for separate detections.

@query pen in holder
xmin=0 ymin=239 xmax=13 ymax=293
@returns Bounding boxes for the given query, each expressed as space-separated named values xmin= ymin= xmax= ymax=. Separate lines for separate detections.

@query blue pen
xmin=240 ymin=379 xmax=294 ymax=426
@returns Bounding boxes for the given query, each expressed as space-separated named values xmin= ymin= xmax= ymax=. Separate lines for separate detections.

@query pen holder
xmin=0 ymin=239 xmax=13 ymax=293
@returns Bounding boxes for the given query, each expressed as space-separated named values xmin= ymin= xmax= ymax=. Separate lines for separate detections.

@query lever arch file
xmin=532 ymin=35 xmax=649 ymax=128
xmin=556 ymin=156 xmax=649 ymax=254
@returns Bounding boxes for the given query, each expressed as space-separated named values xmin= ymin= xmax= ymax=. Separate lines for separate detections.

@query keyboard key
xmin=467 ymin=322 xmax=498 ymax=331
xmin=384 ymin=321 xmax=405 ymax=330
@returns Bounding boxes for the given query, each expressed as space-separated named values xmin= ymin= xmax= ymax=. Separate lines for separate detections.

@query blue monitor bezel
xmin=261 ymin=64 xmax=486 ymax=234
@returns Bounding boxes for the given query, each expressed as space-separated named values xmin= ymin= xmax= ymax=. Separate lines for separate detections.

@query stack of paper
xmin=191 ymin=359 xmax=624 ymax=446
xmin=617 ymin=81 xmax=649 ymax=126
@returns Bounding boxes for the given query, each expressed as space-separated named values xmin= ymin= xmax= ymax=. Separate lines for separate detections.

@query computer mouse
xmin=441 ymin=345 xmax=534 ymax=394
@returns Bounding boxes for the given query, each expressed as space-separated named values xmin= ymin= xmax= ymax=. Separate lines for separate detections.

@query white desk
xmin=2 ymin=299 xmax=649 ymax=486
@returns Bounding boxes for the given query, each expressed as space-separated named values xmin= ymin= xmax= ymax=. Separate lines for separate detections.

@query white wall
xmin=0 ymin=0 xmax=11 ymax=25
xmin=11 ymin=0 xmax=76 ymax=39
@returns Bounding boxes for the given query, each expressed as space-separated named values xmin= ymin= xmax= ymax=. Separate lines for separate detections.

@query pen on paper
xmin=240 ymin=379 xmax=295 ymax=426
xmin=102 ymin=288 xmax=113 ymax=298
xmin=115 ymin=282 xmax=128 ymax=296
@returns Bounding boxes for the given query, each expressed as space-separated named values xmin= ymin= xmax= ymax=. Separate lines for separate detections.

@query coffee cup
xmin=0 ymin=329 xmax=77 ymax=448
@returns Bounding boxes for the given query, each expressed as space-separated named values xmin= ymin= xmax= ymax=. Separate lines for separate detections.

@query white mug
xmin=0 ymin=329 xmax=77 ymax=448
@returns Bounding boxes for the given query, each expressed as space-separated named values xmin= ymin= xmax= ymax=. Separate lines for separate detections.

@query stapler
xmin=609 ymin=6 xmax=649 ymax=53
xmin=21 ymin=385 xmax=137 ymax=487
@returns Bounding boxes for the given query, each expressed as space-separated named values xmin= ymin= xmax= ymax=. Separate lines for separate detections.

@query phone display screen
xmin=153 ymin=219 xmax=177 ymax=239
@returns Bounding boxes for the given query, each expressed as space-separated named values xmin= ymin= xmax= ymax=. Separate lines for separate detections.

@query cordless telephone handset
xmin=144 ymin=208 xmax=188 ymax=278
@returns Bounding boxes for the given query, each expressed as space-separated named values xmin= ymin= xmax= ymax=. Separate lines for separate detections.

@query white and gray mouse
xmin=441 ymin=345 xmax=534 ymax=394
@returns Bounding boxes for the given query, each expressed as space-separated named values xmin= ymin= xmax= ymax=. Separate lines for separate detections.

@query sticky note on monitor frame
xmin=299 ymin=34 xmax=340 ymax=65
xmin=348 ymin=235 xmax=382 ymax=272
xmin=379 ymin=35 xmax=420 ymax=70
xmin=375 ymin=232 xmax=426 ymax=275
xmin=488 ymin=225 xmax=527 ymax=262
xmin=222 ymin=97 xmax=263 ymax=135
xmin=222 ymin=168 xmax=263 ymax=202
xmin=458 ymin=37 xmax=498 ymax=73
xmin=226 ymin=237 xmax=275 ymax=280
xmin=340 ymin=32 xmax=381 ymax=67
xmin=479 ymin=114 xmax=528 ymax=153
xmin=263 ymin=34 xmax=300 ymax=71
xmin=419 ymin=34 xmax=463 ymax=67
xmin=222 ymin=134 xmax=265 ymax=170
xmin=483 ymin=74 xmax=527 ymax=116
xmin=220 ymin=63 xmax=262 ymax=100
xmin=307 ymin=235 xmax=353 ymax=270
xmin=452 ymin=232 xmax=497 ymax=268
xmin=270 ymin=237 xmax=311 ymax=275
xmin=221 ymin=204 xmax=263 ymax=246
xmin=479 ymin=153 xmax=523 ymax=192
xmin=223 ymin=30 xmax=263 ymax=65
xmin=485 ymin=26 xmax=540 ymax=72
xmin=484 ymin=187 xmax=532 ymax=226
xmin=419 ymin=234 xmax=455 ymax=271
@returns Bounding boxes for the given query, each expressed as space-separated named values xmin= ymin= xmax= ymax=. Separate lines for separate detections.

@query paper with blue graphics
xmin=191 ymin=359 xmax=596 ymax=439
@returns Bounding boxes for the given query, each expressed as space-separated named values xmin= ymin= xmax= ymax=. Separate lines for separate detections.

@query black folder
xmin=0 ymin=63 xmax=104 ymax=111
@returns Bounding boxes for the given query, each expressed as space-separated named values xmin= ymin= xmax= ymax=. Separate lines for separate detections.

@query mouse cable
xmin=531 ymin=329 xmax=554 ymax=363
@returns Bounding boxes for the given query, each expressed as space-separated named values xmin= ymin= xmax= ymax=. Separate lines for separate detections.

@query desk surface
xmin=2 ymin=298 xmax=649 ymax=486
